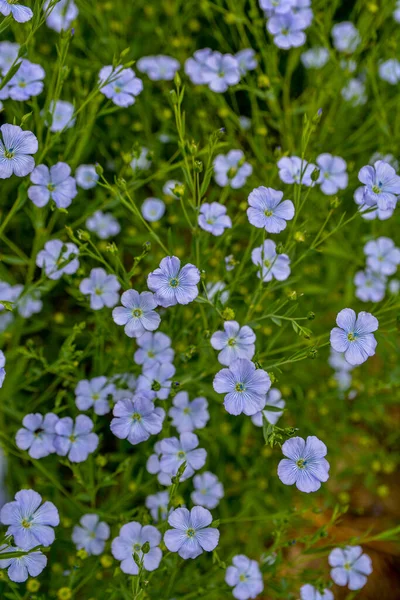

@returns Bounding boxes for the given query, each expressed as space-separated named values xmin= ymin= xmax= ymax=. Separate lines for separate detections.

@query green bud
xmin=169 ymin=89 xmax=178 ymax=104
xmin=330 ymin=196 xmax=341 ymax=209
xmin=194 ymin=160 xmax=203 ymax=173
xmin=311 ymin=167 xmax=320 ymax=182
xmin=143 ymin=241 xmax=151 ymax=253
xmin=141 ymin=541 xmax=150 ymax=554
xmin=307 ymin=348 xmax=318 ymax=359
xmin=307 ymin=311 xmax=315 ymax=320
xmin=77 ymin=229 xmax=91 ymax=241
xmin=95 ymin=163 xmax=104 ymax=176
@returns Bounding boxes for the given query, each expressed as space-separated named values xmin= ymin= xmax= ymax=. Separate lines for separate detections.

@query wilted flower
xmin=99 ymin=66 xmax=143 ymax=107
xmin=316 ymin=154 xmax=348 ymax=195
xmin=198 ymin=202 xmax=232 ymax=236
xmin=28 ymin=162 xmax=77 ymax=209
xmin=251 ymin=388 xmax=285 ymax=427
xmin=80 ymin=268 xmax=120 ymax=310
xmin=137 ymin=55 xmax=180 ymax=81
xmin=330 ymin=308 xmax=378 ymax=366
xmin=15 ymin=413 xmax=59 ymax=459
xmin=164 ymin=506 xmax=219 ymax=559
xmin=72 ymin=514 xmax=110 ymax=556
xmin=0 ymin=124 xmax=38 ymax=179
xmin=54 ymin=415 xmax=99 ymax=463
xmin=251 ymin=240 xmax=291 ymax=282
xmin=112 ymin=522 xmax=162 ymax=574
xmin=75 ymin=164 xmax=99 ymax=189
xmin=329 ymin=546 xmax=372 ymax=590
xmin=163 ymin=179 xmax=183 ymax=198
xmin=247 ymin=186 xmax=294 ymax=233
xmin=141 ymin=197 xmax=165 ymax=222
xmin=211 ymin=321 xmax=256 ymax=366
xmin=213 ymin=358 xmax=271 ymax=416
xmin=75 ymin=376 xmax=115 ymax=415
xmin=112 ymin=290 xmax=160 ymax=338
xmin=214 ymin=150 xmax=253 ymax=189
xmin=36 ymin=239 xmax=79 ymax=280
xmin=0 ymin=489 xmax=59 ymax=549
xmin=110 ymin=395 xmax=165 ymax=445
xmin=191 ymin=472 xmax=224 ymax=509
xmin=86 ymin=210 xmax=121 ymax=239
xmin=147 ymin=256 xmax=200 ymax=307
xmin=225 ymin=554 xmax=264 ymax=600
xmin=168 ymin=391 xmax=209 ymax=433
xmin=277 ymin=436 xmax=330 ymax=493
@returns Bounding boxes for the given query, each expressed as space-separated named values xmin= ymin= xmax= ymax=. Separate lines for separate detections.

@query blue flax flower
xmin=2 ymin=60 xmax=45 ymax=101
xmin=80 ymin=268 xmax=120 ymax=310
xmin=235 ymin=49 xmax=257 ymax=75
xmin=137 ymin=55 xmax=180 ymax=81
xmin=358 ymin=160 xmax=400 ymax=210
xmin=277 ymin=155 xmax=315 ymax=186
xmin=36 ymin=239 xmax=79 ymax=280
xmin=168 ymin=391 xmax=209 ymax=433
xmin=379 ymin=59 xmax=400 ymax=84
xmin=15 ymin=413 xmax=59 ymax=459
xmin=0 ymin=350 xmax=5 ymax=388
xmin=329 ymin=546 xmax=372 ymax=590
xmin=112 ymin=290 xmax=160 ymax=338
xmin=110 ymin=394 xmax=165 ymax=445
xmin=364 ymin=237 xmax=400 ymax=276
xmin=277 ymin=435 xmax=330 ymax=493
xmin=330 ymin=308 xmax=378 ymax=366
xmin=0 ymin=545 xmax=47 ymax=582
xmin=75 ymin=164 xmax=99 ymax=189
xmin=44 ymin=0 xmax=78 ymax=32
xmin=137 ymin=361 xmax=176 ymax=400
xmin=198 ymin=202 xmax=232 ymax=236
xmin=17 ymin=290 xmax=42 ymax=318
xmin=72 ymin=514 xmax=110 ymax=556
xmin=251 ymin=240 xmax=291 ymax=282
xmin=301 ymin=47 xmax=330 ymax=69
xmin=86 ymin=210 xmax=120 ymax=239
xmin=75 ymin=376 xmax=116 ymax=415
xmin=111 ymin=522 xmax=162 ymax=574
xmin=211 ymin=321 xmax=256 ymax=366
xmin=214 ymin=150 xmax=253 ymax=189
xmin=134 ymin=331 xmax=174 ymax=367
xmin=47 ymin=100 xmax=75 ymax=132
xmin=164 ymin=506 xmax=219 ymax=559
xmin=300 ymin=584 xmax=333 ymax=600
xmin=331 ymin=22 xmax=361 ymax=53
xmin=0 ymin=0 xmax=32 ymax=22
xmin=141 ymin=197 xmax=165 ymax=222
xmin=316 ymin=153 xmax=348 ymax=195
xmin=147 ymin=256 xmax=200 ymax=308
xmin=145 ymin=491 xmax=169 ymax=522
xmin=54 ymin=415 xmax=98 ymax=463
xmin=159 ymin=433 xmax=207 ymax=482
xmin=191 ymin=472 xmax=224 ymax=509
xmin=213 ymin=358 xmax=271 ymax=416
xmin=0 ymin=489 xmax=59 ymax=549
xmin=99 ymin=66 xmax=143 ymax=107
xmin=251 ymin=388 xmax=285 ymax=427
xmin=200 ymin=52 xmax=241 ymax=93
xmin=247 ymin=186 xmax=294 ymax=233
xmin=354 ymin=270 xmax=386 ymax=303
xmin=0 ymin=124 xmax=38 ymax=179
xmin=225 ymin=554 xmax=264 ymax=600
xmin=267 ymin=13 xmax=307 ymax=49
xmin=28 ymin=162 xmax=77 ymax=208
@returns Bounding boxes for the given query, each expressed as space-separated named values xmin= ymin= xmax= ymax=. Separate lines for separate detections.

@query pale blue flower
xmin=300 ymin=584 xmax=333 ymax=600
xmin=200 ymin=51 xmax=241 ymax=93
xmin=147 ymin=256 xmax=200 ymax=307
xmin=36 ymin=239 xmax=79 ymax=280
xmin=192 ymin=472 xmax=224 ymax=509
xmin=247 ymin=186 xmax=294 ymax=233
xmin=54 ymin=415 xmax=98 ymax=463
xmin=168 ymin=391 xmax=209 ymax=433
xmin=207 ymin=280 xmax=230 ymax=304
xmin=185 ymin=49 xmax=214 ymax=85
xmin=112 ymin=523 xmax=162 ymax=575
xmin=130 ymin=147 xmax=151 ymax=171
xmin=75 ymin=164 xmax=99 ymax=189
xmin=235 ymin=49 xmax=257 ymax=75
xmin=0 ymin=489 xmax=59 ymax=550
xmin=0 ymin=42 xmax=19 ymax=75
xmin=358 ymin=160 xmax=400 ymax=211
xmin=330 ymin=308 xmax=378 ymax=366
xmin=47 ymin=100 xmax=75 ymax=132
xmin=0 ymin=545 xmax=47 ymax=582
xmin=341 ymin=79 xmax=367 ymax=106
xmin=146 ymin=440 xmax=172 ymax=486
xmin=278 ymin=436 xmax=330 ymax=493
xmin=364 ymin=237 xmax=400 ymax=276
xmin=251 ymin=388 xmax=285 ymax=427
xmin=0 ymin=350 xmax=5 ymax=388
xmin=198 ymin=202 xmax=232 ymax=236
xmin=354 ymin=270 xmax=386 ymax=303
xmin=4 ymin=60 xmax=45 ymax=101
xmin=145 ymin=491 xmax=169 ymax=522
xmin=163 ymin=179 xmax=182 ymax=198
xmin=0 ymin=124 xmax=38 ymax=179
xmin=214 ymin=150 xmax=253 ymax=189
xmin=15 ymin=413 xmax=58 ymax=459
xmin=331 ymin=22 xmax=361 ymax=53
xmin=142 ymin=197 xmax=165 ymax=222
xmin=75 ymin=376 xmax=116 ymax=415
xmin=86 ymin=210 xmax=120 ymax=239
xmin=354 ymin=186 xmax=396 ymax=221
xmin=301 ymin=47 xmax=330 ymax=69
xmin=17 ymin=290 xmax=43 ymax=318
xmin=137 ymin=361 xmax=176 ymax=401
xmin=134 ymin=331 xmax=174 ymax=367
xmin=211 ymin=321 xmax=256 ymax=366
xmin=0 ymin=0 xmax=32 ymax=22
xmin=225 ymin=554 xmax=264 ymax=600
xmin=260 ymin=0 xmax=294 ymax=15
xmin=112 ymin=290 xmax=160 ymax=338
xmin=110 ymin=395 xmax=165 ymax=445
xmin=72 ymin=514 xmax=110 ymax=556
xmin=159 ymin=433 xmax=207 ymax=482
xmin=164 ymin=506 xmax=219 ymax=559
xmin=251 ymin=240 xmax=291 ymax=282
xmin=213 ymin=358 xmax=271 ymax=416
xmin=277 ymin=156 xmax=316 ymax=186
xmin=379 ymin=59 xmax=400 ymax=84
xmin=79 ymin=268 xmax=120 ymax=310
xmin=44 ymin=0 xmax=78 ymax=32
xmin=28 ymin=162 xmax=77 ymax=208
xmin=137 ymin=55 xmax=180 ymax=81
xmin=316 ymin=154 xmax=348 ymax=195
xmin=329 ymin=546 xmax=372 ymax=590
xmin=292 ymin=0 xmax=313 ymax=28
xmin=267 ymin=13 xmax=307 ymax=49
xmin=99 ymin=66 xmax=143 ymax=107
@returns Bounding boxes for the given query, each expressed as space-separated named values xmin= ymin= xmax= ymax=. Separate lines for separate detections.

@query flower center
xmin=186 ymin=528 xmax=195 ymax=538
xmin=151 ymin=380 xmax=161 ymax=391
xmin=132 ymin=412 xmax=141 ymax=422
xmin=235 ymin=382 xmax=245 ymax=392
xmin=114 ymin=85 xmax=122 ymax=93
xmin=239 ymin=574 xmax=248 ymax=582
xmin=169 ymin=277 xmax=179 ymax=288
xmin=296 ymin=458 xmax=307 ymax=469
xmin=372 ymin=183 xmax=382 ymax=194
xmin=133 ymin=543 xmax=141 ymax=552
xmin=18 ymin=80 xmax=27 ymax=88
xmin=4 ymin=149 xmax=14 ymax=159
xmin=347 ymin=332 xmax=356 ymax=342
xmin=69 ymin=434 xmax=77 ymax=443
xmin=264 ymin=209 xmax=273 ymax=217
xmin=92 ymin=393 xmax=100 ymax=400
xmin=227 ymin=167 xmax=238 ymax=178
xmin=200 ymin=488 xmax=207 ymax=495
xmin=147 ymin=350 xmax=155 ymax=358
xmin=344 ymin=562 xmax=351 ymax=571
xmin=132 ymin=308 xmax=143 ymax=318
xmin=21 ymin=518 xmax=32 ymax=528
xmin=228 ymin=337 xmax=237 ymax=347
xmin=264 ymin=259 xmax=271 ymax=268
xmin=177 ymin=450 xmax=186 ymax=459
xmin=183 ymin=407 xmax=191 ymax=414
xmin=95 ymin=288 xmax=103 ymax=295
xmin=47 ymin=183 xmax=56 ymax=191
